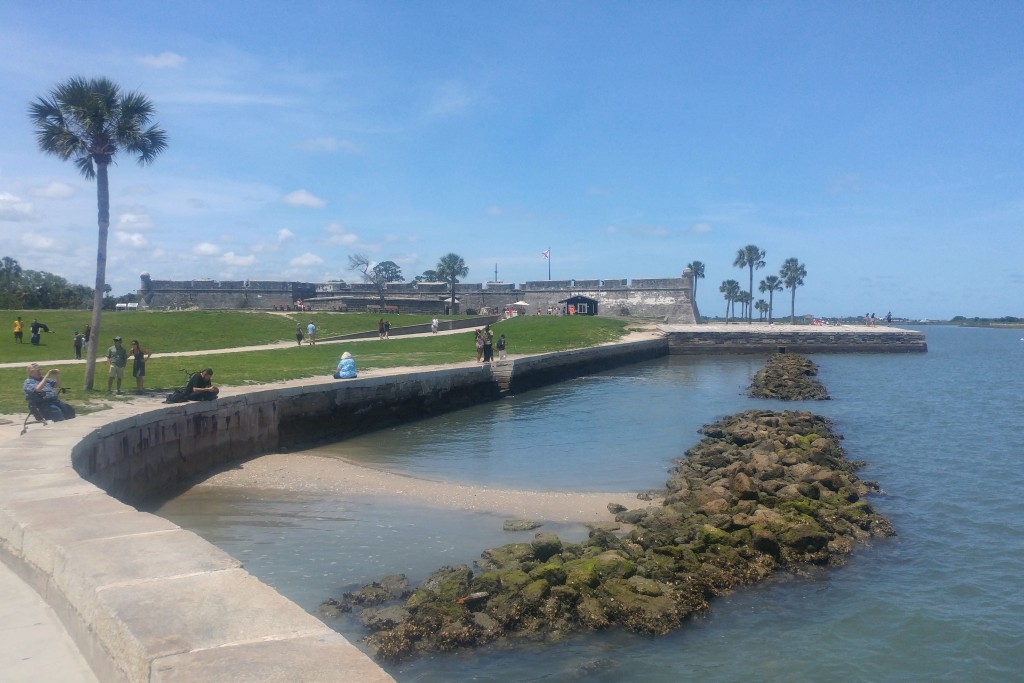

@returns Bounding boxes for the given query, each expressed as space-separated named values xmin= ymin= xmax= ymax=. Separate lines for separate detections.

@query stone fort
xmin=138 ymin=267 xmax=701 ymax=323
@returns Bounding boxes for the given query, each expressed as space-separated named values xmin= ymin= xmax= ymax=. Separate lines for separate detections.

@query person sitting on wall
xmin=333 ymin=352 xmax=357 ymax=379
xmin=184 ymin=368 xmax=219 ymax=401
xmin=23 ymin=363 xmax=76 ymax=421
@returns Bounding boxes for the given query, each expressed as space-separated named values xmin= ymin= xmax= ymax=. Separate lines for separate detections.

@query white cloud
xmin=290 ymin=252 xmax=324 ymax=266
xmin=283 ymin=189 xmax=326 ymax=208
xmin=115 ymin=231 xmax=148 ymax=248
xmin=30 ymin=182 xmax=75 ymax=199
xmin=117 ymin=210 xmax=154 ymax=230
xmin=487 ymin=206 xmax=503 ymax=216
xmin=0 ymin=192 xmax=35 ymax=221
xmin=139 ymin=51 xmax=187 ymax=68
xmin=20 ymin=233 xmax=55 ymax=249
xmin=324 ymin=223 xmax=360 ymax=246
xmin=278 ymin=228 xmax=295 ymax=241
xmin=194 ymin=242 xmax=220 ymax=256
xmin=603 ymin=225 xmax=619 ymax=234
xmin=690 ymin=222 xmax=712 ymax=233
xmin=219 ymin=251 xmax=256 ymax=266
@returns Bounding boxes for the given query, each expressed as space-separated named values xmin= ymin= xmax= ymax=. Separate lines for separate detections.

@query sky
xmin=0 ymin=1 xmax=1021 ymax=320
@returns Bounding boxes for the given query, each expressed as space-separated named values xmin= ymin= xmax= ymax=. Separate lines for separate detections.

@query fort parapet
xmin=137 ymin=267 xmax=701 ymax=322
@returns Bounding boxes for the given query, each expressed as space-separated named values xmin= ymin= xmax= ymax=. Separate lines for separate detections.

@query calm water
xmin=155 ymin=326 xmax=1024 ymax=682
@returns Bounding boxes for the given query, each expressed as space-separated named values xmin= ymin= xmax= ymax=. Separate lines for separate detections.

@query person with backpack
xmin=184 ymin=368 xmax=219 ymax=401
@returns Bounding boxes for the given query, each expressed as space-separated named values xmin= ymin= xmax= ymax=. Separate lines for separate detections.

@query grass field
xmin=2 ymin=311 xmax=631 ymax=416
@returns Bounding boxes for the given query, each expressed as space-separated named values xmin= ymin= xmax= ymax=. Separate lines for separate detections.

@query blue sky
xmin=1 ymin=1 xmax=1021 ymax=319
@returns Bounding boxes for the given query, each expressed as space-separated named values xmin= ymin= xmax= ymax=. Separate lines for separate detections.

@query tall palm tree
xmin=719 ymin=279 xmax=740 ymax=322
xmin=686 ymin=260 xmax=705 ymax=302
xmin=733 ymin=244 xmax=766 ymax=324
xmin=758 ymin=275 xmax=783 ymax=323
xmin=779 ymin=257 xmax=807 ymax=324
xmin=29 ymin=77 xmax=167 ymax=390
xmin=435 ymin=253 xmax=468 ymax=314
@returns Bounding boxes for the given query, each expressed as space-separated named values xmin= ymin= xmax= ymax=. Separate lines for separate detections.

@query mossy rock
xmin=531 ymin=532 xmax=564 ymax=561
xmin=499 ymin=568 xmax=533 ymax=591
xmin=422 ymin=565 xmax=473 ymax=601
xmin=479 ymin=543 xmax=534 ymax=571
xmin=521 ymin=579 xmax=551 ymax=606
xmin=699 ymin=524 xmax=736 ymax=548
xmin=529 ymin=562 xmax=568 ymax=585
xmin=471 ymin=570 xmax=502 ymax=594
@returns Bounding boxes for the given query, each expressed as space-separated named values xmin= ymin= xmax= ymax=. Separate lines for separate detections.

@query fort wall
xmin=138 ymin=269 xmax=700 ymax=322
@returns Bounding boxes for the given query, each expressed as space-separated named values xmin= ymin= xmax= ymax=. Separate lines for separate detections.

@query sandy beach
xmin=196 ymin=451 xmax=656 ymax=524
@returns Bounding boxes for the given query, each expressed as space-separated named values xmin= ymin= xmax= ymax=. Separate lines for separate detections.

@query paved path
xmin=0 ymin=558 xmax=98 ymax=683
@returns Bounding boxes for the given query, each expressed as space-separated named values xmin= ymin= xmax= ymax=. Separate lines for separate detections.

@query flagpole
xmin=548 ymin=247 xmax=551 ymax=280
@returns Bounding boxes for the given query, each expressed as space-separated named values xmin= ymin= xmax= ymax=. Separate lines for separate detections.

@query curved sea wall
xmin=0 ymin=330 xmax=924 ymax=682
xmin=0 ymin=340 xmax=663 ymax=683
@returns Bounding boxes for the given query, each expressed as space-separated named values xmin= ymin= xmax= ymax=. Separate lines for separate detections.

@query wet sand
xmin=198 ymin=452 xmax=656 ymax=523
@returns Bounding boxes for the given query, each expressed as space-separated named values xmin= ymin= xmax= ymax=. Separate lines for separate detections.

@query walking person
xmin=384 ymin=319 xmax=391 ymax=339
xmin=431 ymin=317 xmax=439 ymax=334
xmin=378 ymin=318 xmax=385 ymax=339
xmin=307 ymin=321 xmax=316 ymax=346
xmin=129 ymin=339 xmax=151 ymax=394
xmin=73 ymin=330 xmax=84 ymax=359
xmin=106 ymin=336 xmax=128 ymax=394
xmin=474 ymin=329 xmax=483 ymax=362
xmin=295 ymin=323 xmax=304 ymax=346
xmin=497 ymin=334 xmax=507 ymax=360
xmin=13 ymin=316 xmax=23 ymax=343
xmin=482 ymin=325 xmax=494 ymax=363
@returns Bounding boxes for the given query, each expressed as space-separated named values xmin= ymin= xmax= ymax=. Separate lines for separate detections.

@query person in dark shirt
xmin=184 ymin=368 xmax=219 ymax=401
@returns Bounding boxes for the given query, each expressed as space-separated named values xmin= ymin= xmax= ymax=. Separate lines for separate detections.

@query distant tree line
xmin=1 ymin=256 xmax=134 ymax=310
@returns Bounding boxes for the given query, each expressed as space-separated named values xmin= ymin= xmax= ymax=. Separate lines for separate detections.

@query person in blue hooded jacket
xmin=333 ymin=351 xmax=357 ymax=379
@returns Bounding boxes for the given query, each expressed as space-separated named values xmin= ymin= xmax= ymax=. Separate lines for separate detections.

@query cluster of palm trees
xmin=688 ymin=247 xmax=807 ymax=324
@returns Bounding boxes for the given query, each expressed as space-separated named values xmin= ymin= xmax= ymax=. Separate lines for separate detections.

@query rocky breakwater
xmin=749 ymin=353 xmax=830 ymax=400
xmin=321 ymin=409 xmax=894 ymax=660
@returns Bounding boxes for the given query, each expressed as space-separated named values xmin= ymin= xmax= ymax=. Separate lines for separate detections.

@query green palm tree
xmin=686 ymin=260 xmax=705 ymax=302
xmin=758 ymin=275 xmax=783 ymax=324
xmin=733 ymin=244 xmax=766 ymax=324
xmin=755 ymin=299 xmax=769 ymax=321
xmin=779 ymin=257 xmax=807 ymax=324
xmin=435 ymin=253 xmax=468 ymax=314
xmin=29 ymin=77 xmax=167 ymax=390
xmin=719 ymin=279 xmax=740 ymax=322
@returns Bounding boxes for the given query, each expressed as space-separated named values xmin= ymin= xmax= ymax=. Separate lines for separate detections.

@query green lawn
xmin=2 ymin=313 xmax=630 ymax=416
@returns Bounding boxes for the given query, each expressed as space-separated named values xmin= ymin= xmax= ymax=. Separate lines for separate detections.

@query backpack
xmin=164 ymin=388 xmax=189 ymax=404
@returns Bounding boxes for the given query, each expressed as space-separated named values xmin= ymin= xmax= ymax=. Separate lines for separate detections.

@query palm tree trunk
xmin=768 ymin=292 xmax=774 ymax=323
xmin=748 ymin=268 xmax=754 ymax=324
xmin=83 ymin=162 xmax=109 ymax=390
xmin=789 ymin=287 xmax=796 ymax=325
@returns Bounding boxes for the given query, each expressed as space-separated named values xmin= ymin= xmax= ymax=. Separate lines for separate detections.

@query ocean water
xmin=154 ymin=326 xmax=1024 ymax=682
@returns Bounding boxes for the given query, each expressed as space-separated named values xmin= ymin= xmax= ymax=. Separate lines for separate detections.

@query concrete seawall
xmin=663 ymin=323 xmax=927 ymax=354
xmin=0 ymin=327 xmax=924 ymax=682
xmin=1 ymin=339 xmax=664 ymax=682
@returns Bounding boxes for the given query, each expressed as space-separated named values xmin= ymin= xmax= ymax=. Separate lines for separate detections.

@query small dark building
xmin=559 ymin=295 xmax=599 ymax=315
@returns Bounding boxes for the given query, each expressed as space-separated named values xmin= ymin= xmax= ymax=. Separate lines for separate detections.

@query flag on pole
xmin=541 ymin=249 xmax=550 ymax=259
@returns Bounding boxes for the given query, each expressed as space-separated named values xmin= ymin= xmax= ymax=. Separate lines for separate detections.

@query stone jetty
xmin=748 ymin=353 xmax=830 ymax=400
xmin=326 ymin=409 xmax=894 ymax=660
